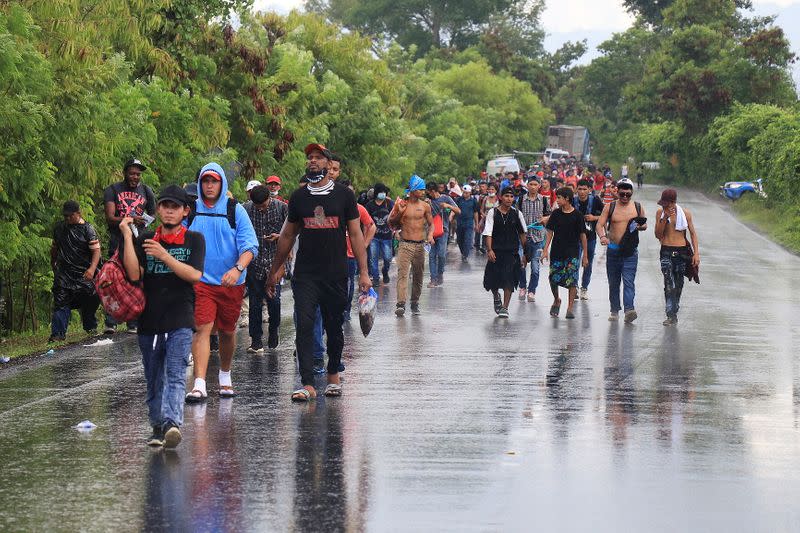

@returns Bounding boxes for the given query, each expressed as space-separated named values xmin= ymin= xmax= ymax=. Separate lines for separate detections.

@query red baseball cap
xmin=200 ymin=170 xmax=222 ymax=182
xmin=266 ymin=175 xmax=281 ymax=185
xmin=304 ymin=143 xmax=329 ymax=157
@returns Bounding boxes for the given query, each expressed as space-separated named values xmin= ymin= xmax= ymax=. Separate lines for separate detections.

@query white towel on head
xmin=660 ymin=204 xmax=688 ymax=231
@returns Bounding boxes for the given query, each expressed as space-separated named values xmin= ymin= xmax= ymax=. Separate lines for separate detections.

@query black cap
xmin=183 ymin=182 xmax=198 ymax=199
xmin=62 ymin=200 xmax=80 ymax=215
xmin=157 ymin=184 xmax=190 ymax=207
xmin=124 ymin=158 xmax=147 ymax=172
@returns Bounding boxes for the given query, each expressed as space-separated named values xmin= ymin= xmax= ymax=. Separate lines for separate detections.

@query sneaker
xmin=103 ymin=325 xmax=116 ymax=335
xmin=410 ymin=302 xmax=420 ymax=315
xmin=313 ymin=360 xmax=326 ymax=375
xmin=147 ymin=426 xmax=164 ymax=447
xmin=527 ymin=292 xmax=536 ymax=303
xmin=127 ymin=327 xmax=138 ymax=335
xmin=267 ymin=329 xmax=279 ymax=349
xmin=395 ymin=303 xmax=406 ymax=317
xmin=47 ymin=334 xmax=66 ymax=343
xmin=663 ymin=316 xmax=678 ymax=326
xmin=624 ymin=309 xmax=638 ymax=323
xmin=427 ymin=280 xmax=438 ymax=288
xmin=383 ymin=272 xmax=390 ymax=284
xmin=518 ymin=288 xmax=527 ymax=300
xmin=372 ymin=277 xmax=381 ymax=288
xmin=209 ymin=335 xmax=219 ymax=352
xmin=498 ymin=307 xmax=509 ymax=318
xmin=461 ymin=255 xmax=468 ymax=262
xmin=493 ymin=294 xmax=502 ymax=315
xmin=608 ymin=312 xmax=619 ymax=321
xmin=162 ymin=423 xmax=182 ymax=449
xmin=580 ymin=288 xmax=589 ymax=300
xmin=247 ymin=342 xmax=264 ymax=354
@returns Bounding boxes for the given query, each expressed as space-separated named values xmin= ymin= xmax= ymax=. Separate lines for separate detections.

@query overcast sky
xmin=253 ymin=0 xmax=800 ymax=82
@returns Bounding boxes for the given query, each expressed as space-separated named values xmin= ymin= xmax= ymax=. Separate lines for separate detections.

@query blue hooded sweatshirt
xmin=189 ymin=163 xmax=259 ymax=286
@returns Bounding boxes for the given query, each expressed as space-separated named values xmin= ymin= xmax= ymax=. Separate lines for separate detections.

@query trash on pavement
xmin=74 ymin=420 xmax=97 ymax=432
xmin=45 ymin=349 xmax=55 ymax=356
xmin=83 ymin=338 xmax=114 ymax=347
xmin=0 ymin=356 xmax=10 ymax=363
xmin=358 ymin=288 xmax=378 ymax=337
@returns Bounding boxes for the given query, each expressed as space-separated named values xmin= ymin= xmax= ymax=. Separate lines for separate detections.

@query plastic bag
xmin=74 ymin=420 xmax=97 ymax=432
xmin=357 ymin=288 xmax=378 ymax=337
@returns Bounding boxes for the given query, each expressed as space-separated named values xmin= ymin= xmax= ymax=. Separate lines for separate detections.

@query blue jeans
xmin=606 ymin=248 xmax=638 ymax=312
xmin=519 ymin=240 xmax=544 ymax=292
xmin=51 ymin=285 xmax=99 ymax=337
xmin=369 ymin=238 xmax=393 ymax=280
xmin=428 ymin=235 xmax=447 ymax=282
xmin=138 ymin=328 xmax=192 ymax=428
xmin=578 ymin=238 xmax=597 ymax=289
xmin=346 ymin=257 xmax=359 ymax=317
xmin=456 ymin=222 xmax=474 ymax=258
xmin=247 ymin=276 xmax=281 ymax=342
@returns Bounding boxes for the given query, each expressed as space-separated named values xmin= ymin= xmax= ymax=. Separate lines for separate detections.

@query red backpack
xmin=95 ymin=251 xmax=145 ymax=322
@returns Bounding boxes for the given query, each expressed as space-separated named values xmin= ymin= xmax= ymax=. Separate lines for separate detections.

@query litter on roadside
xmin=74 ymin=420 xmax=97 ymax=432
xmin=83 ymin=338 xmax=114 ymax=347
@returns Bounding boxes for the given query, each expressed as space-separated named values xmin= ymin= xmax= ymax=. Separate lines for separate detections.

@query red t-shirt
xmin=346 ymin=203 xmax=374 ymax=258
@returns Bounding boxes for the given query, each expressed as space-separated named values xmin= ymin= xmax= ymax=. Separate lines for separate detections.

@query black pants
xmin=246 ymin=275 xmax=281 ymax=342
xmin=51 ymin=284 xmax=99 ymax=337
xmin=292 ymin=277 xmax=348 ymax=386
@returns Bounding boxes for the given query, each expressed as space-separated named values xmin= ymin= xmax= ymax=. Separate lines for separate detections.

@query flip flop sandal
xmin=324 ymin=383 xmax=342 ymax=397
xmin=185 ymin=389 xmax=207 ymax=403
xmin=219 ymin=386 xmax=237 ymax=398
xmin=550 ymin=303 xmax=561 ymax=317
xmin=291 ymin=388 xmax=315 ymax=402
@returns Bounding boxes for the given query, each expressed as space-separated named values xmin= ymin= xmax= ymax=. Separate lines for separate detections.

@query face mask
xmin=305 ymin=168 xmax=326 ymax=184
xmin=488 ymin=192 xmax=496 ymax=197
xmin=270 ymin=190 xmax=279 ymax=197
xmin=377 ymin=192 xmax=387 ymax=201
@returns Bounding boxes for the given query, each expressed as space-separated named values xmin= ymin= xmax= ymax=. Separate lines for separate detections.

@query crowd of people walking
xmin=48 ymin=150 xmax=700 ymax=448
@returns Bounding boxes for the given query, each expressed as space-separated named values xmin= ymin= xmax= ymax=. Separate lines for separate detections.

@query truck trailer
xmin=546 ymin=125 xmax=590 ymax=162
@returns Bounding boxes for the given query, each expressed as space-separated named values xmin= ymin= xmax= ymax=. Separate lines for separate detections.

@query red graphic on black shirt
xmin=303 ymin=205 xmax=340 ymax=229
xmin=116 ymin=191 xmax=146 ymax=217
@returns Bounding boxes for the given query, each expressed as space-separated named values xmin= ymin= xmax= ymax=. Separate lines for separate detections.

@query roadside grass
xmin=732 ymin=195 xmax=800 ymax=254
xmin=0 ymin=313 xmax=132 ymax=360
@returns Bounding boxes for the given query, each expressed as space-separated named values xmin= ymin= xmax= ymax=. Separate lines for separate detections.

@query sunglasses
xmin=618 ymin=191 xmax=633 ymax=198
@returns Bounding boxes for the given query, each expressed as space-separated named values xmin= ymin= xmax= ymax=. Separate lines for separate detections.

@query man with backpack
xmin=517 ymin=177 xmax=550 ymax=302
xmin=596 ymin=178 xmax=648 ymax=323
xmin=243 ymin=185 xmax=287 ymax=353
xmin=365 ymin=182 xmax=395 ymax=287
xmin=425 ymin=181 xmax=460 ymax=288
xmin=119 ymin=185 xmax=205 ymax=448
xmin=455 ymin=185 xmax=479 ymax=262
xmin=185 ymin=163 xmax=259 ymax=402
xmin=574 ymin=179 xmax=604 ymax=300
xmin=102 ymin=158 xmax=156 ymax=335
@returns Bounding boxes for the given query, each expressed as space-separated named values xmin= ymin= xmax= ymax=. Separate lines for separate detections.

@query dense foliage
xmin=1 ymin=0 xmax=797 ymax=336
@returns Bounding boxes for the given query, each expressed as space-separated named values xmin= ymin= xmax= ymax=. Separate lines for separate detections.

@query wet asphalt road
xmin=2 ymin=185 xmax=800 ymax=532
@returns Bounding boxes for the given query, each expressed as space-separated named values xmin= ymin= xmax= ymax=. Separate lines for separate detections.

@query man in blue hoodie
xmin=185 ymin=163 xmax=259 ymax=402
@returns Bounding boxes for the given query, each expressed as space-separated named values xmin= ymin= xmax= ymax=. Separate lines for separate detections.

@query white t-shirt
xmin=482 ymin=207 xmax=527 ymax=237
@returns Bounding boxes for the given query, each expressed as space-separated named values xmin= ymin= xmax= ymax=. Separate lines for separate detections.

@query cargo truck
xmin=546 ymin=125 xmax=590 ymax=162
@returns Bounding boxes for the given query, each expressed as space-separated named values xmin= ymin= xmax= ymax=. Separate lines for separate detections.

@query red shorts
xmin=194 ymin=282 xmax=246 ymax=333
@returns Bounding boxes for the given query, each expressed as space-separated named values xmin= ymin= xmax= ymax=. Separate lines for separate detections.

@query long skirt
xmin=483 ymin=251 xmax=521 ymax=291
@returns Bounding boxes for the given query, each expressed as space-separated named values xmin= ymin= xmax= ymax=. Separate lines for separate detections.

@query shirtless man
xmin=596 ymin=178 xmax=647 ymax=322
xmin=654 ymin=188 xmax=699 ymax=326
xmin=388 ymin=175 xmax=434 ymax=316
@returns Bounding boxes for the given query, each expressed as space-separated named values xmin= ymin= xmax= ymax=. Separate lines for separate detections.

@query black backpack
xmin=188 ymin=197 xmax=238 ymax=230
xmin=607 ymin=200 xmax=642 ymax=257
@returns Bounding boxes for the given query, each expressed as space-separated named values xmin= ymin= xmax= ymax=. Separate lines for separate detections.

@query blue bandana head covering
xmin=405 ymin=174 xmax=425 ymax=195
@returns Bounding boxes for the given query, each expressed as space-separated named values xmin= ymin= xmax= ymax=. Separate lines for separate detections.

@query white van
xmin=545 ymin=148 xmax=570 ymax=162
xmin=486 ymin=155 xmax=521 ymax=177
